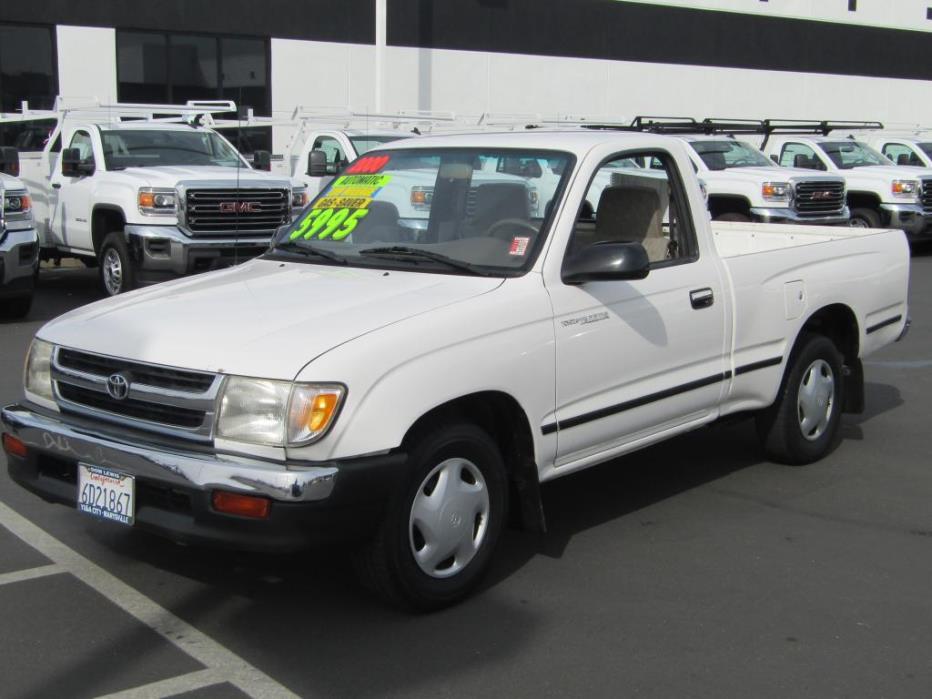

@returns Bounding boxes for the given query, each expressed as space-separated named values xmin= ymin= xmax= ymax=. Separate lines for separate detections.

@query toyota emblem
xmin=106 ymin=373 xmax=130 ymax=400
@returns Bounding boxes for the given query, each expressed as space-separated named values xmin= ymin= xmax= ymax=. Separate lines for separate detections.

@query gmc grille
xmin=922 ymin=179 xmax=932 ymax=214
xmin=793 ymin=180 xmax=846 ymax=216
xmin=184 ymin=188 xmax=289 ymax=235
xmin=52 ymin=348 xmax=223 ymax=441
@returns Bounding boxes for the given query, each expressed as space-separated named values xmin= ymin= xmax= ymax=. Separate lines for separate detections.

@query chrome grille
xmin=922 ymin=179 xmax=932 ymax=214
xmin=52 ymin=347 xmax=223 ymax=442
xmin=184 ymin=188 xmax=289 ymax=235
xmin=793 ymin=180 xmax=846 ymax=216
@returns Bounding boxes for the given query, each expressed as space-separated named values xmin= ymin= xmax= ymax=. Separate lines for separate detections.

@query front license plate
xmin=77 ymin=464 xmax=135 ymax=526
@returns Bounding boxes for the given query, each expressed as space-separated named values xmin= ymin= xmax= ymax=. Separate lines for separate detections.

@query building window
xmin=0 ymin=24 xmax=58 ymax=113
xmin=116 ymin=31 xmax=270 ymax=116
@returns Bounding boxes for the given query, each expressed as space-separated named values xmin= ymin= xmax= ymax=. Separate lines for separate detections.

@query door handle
xmin=690 ymin=287 xmax=714 ymax=309
xmin=51 ymin=183 xmax=61 ymax=189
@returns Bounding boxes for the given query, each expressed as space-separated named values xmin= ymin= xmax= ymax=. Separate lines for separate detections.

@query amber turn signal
xmin=211 ymin=490 xmax=271 ymax=519
xmin=2 ymin=433 xmax=28 ymax=458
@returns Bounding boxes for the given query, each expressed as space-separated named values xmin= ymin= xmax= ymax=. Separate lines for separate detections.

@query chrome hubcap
xmin=797 ymin=359 xmax=835 ymax=441
xmin=848 ymin=218 xmax=870 ymax=229
xmin=103 ymin=248 xmax=123 ymax=295
xmin=409 ymin=458 xmax=490 ymax=579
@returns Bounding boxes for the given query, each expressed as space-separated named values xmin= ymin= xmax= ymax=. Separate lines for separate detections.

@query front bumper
xmin=0 ymin=227 xmax=38 ymax=298
xmin=749 ymin=206 xmax=850 ymax=226
xmin=880 ymin=203 xmax=927 ymax=237
xmin=122 ymin=224 xmax=273 ymax=286
xmin=2 ymin=403 xmax=406 ymax=552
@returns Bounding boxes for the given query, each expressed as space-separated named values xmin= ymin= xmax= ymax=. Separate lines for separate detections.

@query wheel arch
xmin=792 ymin=303 xmax=864 ymax=413
xmin=402 ymin=390 xmax=546 ymax=533
xmin=846 ymin=190 xmax=882 ymax=212
xmin=91 ymin=205 xmax=126 ymax=256
xmin=708 ymin=194 xmax=752 ymax=219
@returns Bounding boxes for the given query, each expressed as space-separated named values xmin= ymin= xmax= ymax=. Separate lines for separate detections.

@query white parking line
xmin=0 ymin=563 xmax=63 ymax=586
xmin=93 ymin=668 xmax=221 ymax=699
xmin=0 ymin=501 xmax=300 ymax=699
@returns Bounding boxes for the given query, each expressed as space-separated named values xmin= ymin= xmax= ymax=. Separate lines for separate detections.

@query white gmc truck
xmin=0 ymin=151 xmax=39 ymax=318
xmin=2 ymin=130 xmax=910 ymax=610
xmin=11 ymin=107 xmax=305 ymax=295
xmin=762 ymin=135 xmax=932 ymax=239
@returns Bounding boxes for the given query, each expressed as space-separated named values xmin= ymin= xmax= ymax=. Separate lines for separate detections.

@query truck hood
xmin=841 ymin=165 xmax=932 ymax=181
xmin=115 ymin=165 xmax=295 ymax=189
xmin=38 ymin=259 xmax=504 ymax=380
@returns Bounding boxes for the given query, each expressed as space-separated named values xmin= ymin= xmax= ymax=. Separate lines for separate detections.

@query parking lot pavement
xmin=1 ymin=253 xmax=932 ymax=698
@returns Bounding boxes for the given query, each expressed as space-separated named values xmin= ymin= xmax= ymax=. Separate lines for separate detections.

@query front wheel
xmin=99 ymin=232 xmax=136 ymax=296
xmin=353 ymin=421 xmax=508 ymax=611
xmin=848 ymin=207 xmax=881 ymax=229
xmin=756 ymin=333 xmax=845 ymax=465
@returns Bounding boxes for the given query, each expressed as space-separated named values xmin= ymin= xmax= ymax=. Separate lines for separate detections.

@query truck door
xmin=50 ymin=129 xmax=96 ymax=252
xmin=546 ymin=149 xmax=729 ymax=464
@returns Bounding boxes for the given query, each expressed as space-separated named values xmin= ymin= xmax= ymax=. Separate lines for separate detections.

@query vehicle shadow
xmin=23 ymin=265 xmax=103 ymax=323
xmin=838 ymin=381 xmax=904 ymax=441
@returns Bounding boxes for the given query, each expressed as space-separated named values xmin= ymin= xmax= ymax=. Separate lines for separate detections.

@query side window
xmin=69 ymin=131 xmax=95 ymax=163
xmin=779 ymin=143 xmax=824 ymax=170
xmin=312 ymin=136 xmax=346 ymax=175
xmin=882 ymin=143 xmax=920 ymax=166
xmin=566 ymin=151 xmax=696 ymax=267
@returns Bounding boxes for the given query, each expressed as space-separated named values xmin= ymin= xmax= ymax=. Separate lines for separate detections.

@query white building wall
xmin=56 ymin=26 xmax=117 ymax=104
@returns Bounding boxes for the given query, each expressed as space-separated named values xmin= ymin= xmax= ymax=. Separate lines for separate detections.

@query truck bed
xmin=710 ymin=220 xmax=901 ymax=257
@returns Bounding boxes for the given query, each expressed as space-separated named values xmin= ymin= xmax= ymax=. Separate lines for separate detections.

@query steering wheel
xmin=485 ymin=218 xmax=538 ymax=243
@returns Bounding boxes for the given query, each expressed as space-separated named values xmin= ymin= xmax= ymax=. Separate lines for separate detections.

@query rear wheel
xmin=99 ymin=232 xmax=135 ymax=296
xmin=353 ymin=421 xmax=508 ymax=611
xmin=1 ymin=295 xmax=32 ymax=319
xmin=848 ymin=207 xmax=881 ymax=229
xmin=756 ymin=333 xmax=845 ymax=465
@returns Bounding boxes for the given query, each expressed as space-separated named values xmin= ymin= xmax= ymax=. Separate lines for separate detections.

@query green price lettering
xmin=332 ymin=208 xmax=369 ymax=240
xmin=317 ymin=208 xmax=351 ymax=240
xmin=290 ymin=207 xmax=371 ymax=241
xmin=289 ymin=208 xmax=320 ymax=240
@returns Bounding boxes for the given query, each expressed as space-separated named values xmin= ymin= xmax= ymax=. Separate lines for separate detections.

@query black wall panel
xmin=0 ymin=0 xmax=374 ymax=44
xmin=387 ymin=0 xmax=932 ymax=82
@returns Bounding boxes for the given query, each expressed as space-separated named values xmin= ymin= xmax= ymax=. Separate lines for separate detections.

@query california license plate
xmin=77 ymin=464 xmax=135 ymax=526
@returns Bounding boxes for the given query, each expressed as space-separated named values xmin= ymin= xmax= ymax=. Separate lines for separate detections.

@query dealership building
xmin=1 ymin=0 xmax=931 ymax=152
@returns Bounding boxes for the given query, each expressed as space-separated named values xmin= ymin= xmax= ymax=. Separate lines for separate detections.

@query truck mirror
xmin=308 ymin=149 xmax=329 ymax=177
xmin=253 ymin=150 xmax=272 ymax=171
xmin=0 ymin=147 xmax=19 ymax=177
xmin=897 ymin=154 xmax=910 ymax=166
xmin=562 ymin=241 xmax=650 ymax=284
xmin=61 ymin=147 xmax=82 ymax=177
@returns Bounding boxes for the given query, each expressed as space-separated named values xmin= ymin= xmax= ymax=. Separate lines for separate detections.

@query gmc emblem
xmin=810 ymin=191 xmax=835 ymax=200
xmin=219 ymin=201 xmax=261 ymax=213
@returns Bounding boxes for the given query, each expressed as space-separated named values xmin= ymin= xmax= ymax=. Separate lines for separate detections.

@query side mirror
xmin=770 ymin=154 xmax=779 ymax=164
xmin=307 ymin=149 xmax=328 ymax=177
xmin=897 ymin=153 xmax=911 ymax=166
xmin=253 ymin=150 xmax=272 ymax=171
xmin=0 ymin=147 xmax=19 ymax=177
xmin=62 ymin=147 xmax=81 ymax=177
xmin=562 ymin=241 xmax=650 ymax=285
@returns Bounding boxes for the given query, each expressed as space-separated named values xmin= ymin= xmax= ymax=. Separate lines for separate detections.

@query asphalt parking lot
xmin=1 ymin=253 xmax=931 ymax=699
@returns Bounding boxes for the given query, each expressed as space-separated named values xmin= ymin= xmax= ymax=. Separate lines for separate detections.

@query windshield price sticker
xmin=78 ymin=463 xmax=135 ymax=526
xmin=314 ymin=196 xmax=371 ymax=210
xmin=345 ymin=154 xmax=391 ymax=174
xmin=291 ymin=207 xmax=369 ymax=241
xmin=333 ymin=174 xmax=392 ymax=188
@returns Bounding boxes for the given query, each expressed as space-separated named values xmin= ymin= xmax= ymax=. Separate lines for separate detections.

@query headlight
xmin=24 ymin=338 xmax=55 ymax=404
xmin=217 ymin=377 xmax=345 ymax=447
xmin=762 ymin=182 xmax=791 ymax=201
xmin=138 ymin=187 xmax=177 ymax=215
xmin=4 ymin=192 xmax=31 ymax=214
xmin=410 ymin=186 xmax=433 ymax=210
xmin=892 ymin=179 xmax=920 ymax=199
xmin=291 ymin=188 xmax=308 ymax=209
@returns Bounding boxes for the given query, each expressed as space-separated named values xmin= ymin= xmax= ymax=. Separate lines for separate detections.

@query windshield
xmin=821 ymin=141 xmax=891 ymax=169
xmin=919 ymin=143 xmax=932 ymax=160
xmin=270 ymin=147 xmax=574 ymax=275
xmin=690 ymin=140 xmax=773 ymax=170
xmin=101 ymin=129 xmax=244 ymax=169
xmin=349 ymin=135 xmax=405 ymax=156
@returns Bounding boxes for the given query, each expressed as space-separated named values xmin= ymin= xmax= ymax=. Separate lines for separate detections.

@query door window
xmin=312 ymin=136 xmax=347 ymax=175
xmin=69 ymin=131 xmax=95 ymax=164
xmin=566 ymin=152 xmax=697 ymax=267
xmin=779 ymin=142 xmax=826 ymax=170
xmin=882 ymin=143 xmax=922 ymax=166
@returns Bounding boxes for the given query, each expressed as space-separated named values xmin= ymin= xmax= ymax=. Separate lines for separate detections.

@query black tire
xmin=756 ymin=333 xmax=846 ymax=465
xmin=714 ymin=212 xmax=751 ymax=223
xmin=1 ymin=294 xmax=32 ymax=319
xmin=848 ymin=207 xmax=882 ymax=229
xmin=353 ymin=421 xmax=508 ymax=611
xmin=98 ymin=232 xmax=135 ymax=296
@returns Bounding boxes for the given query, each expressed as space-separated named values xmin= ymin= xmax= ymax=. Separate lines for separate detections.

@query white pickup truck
xmin=762 ymin=135 xmax=932 ymax=238
xmin=10 ymin=106 xmax=305 ymax=295
xmin=2 ymin=130 xmax=910 ymax=610
xmin=0 ymin=151 xmax=39 ymax=318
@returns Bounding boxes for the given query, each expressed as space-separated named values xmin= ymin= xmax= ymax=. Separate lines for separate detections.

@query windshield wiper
xmin=273 ymin=241 xmax=348 ymax=265
xmin=358 ymin=246 xmax=491 ymax=276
